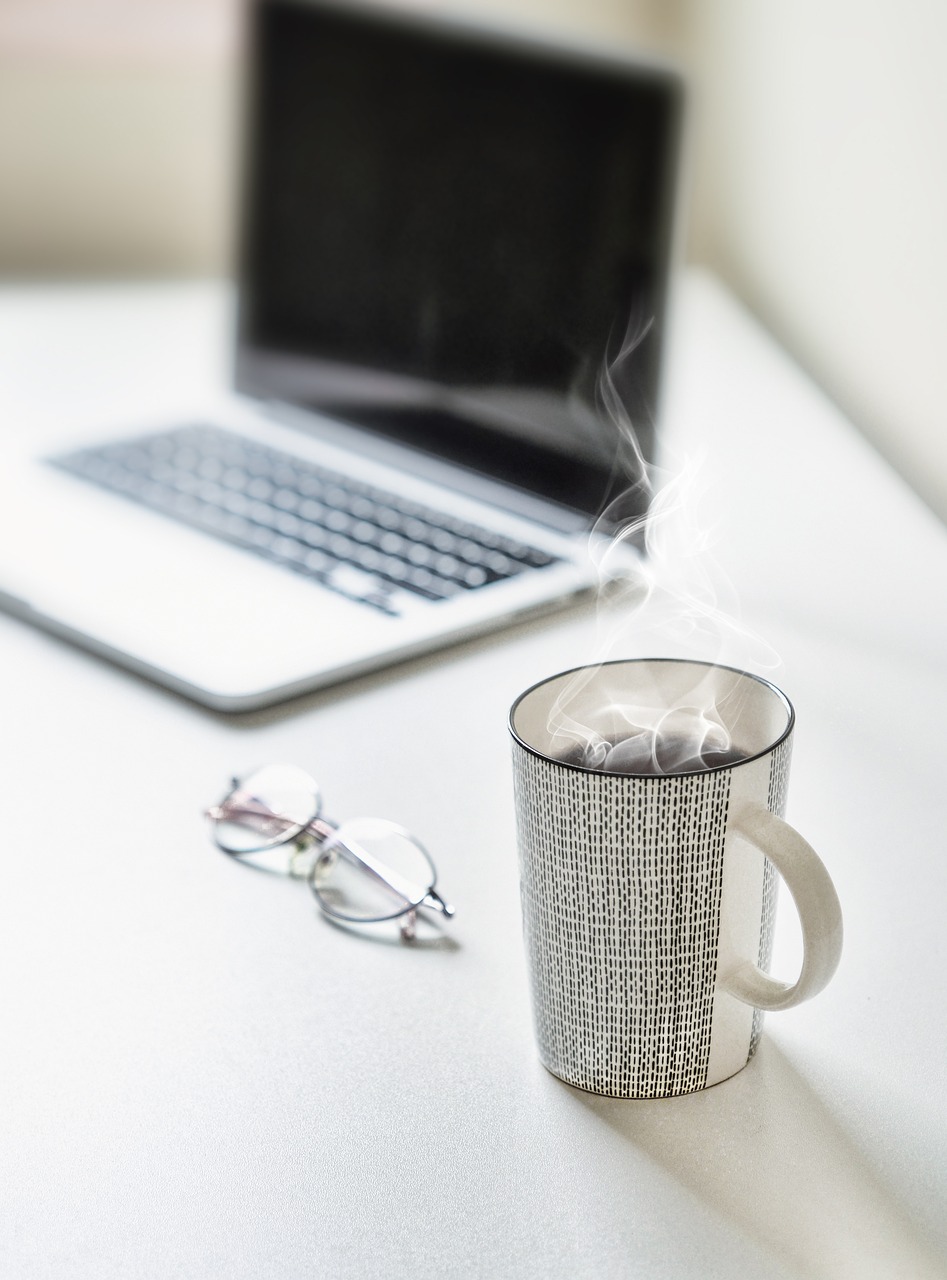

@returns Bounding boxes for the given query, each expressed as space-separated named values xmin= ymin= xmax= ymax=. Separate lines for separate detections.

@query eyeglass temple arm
xmin=206 ymin=793 xmax=335 ymax=842
xmin=205 ymin=801 xmax=411 ymax=897
xmin=206 ymin=792 xmax=307 ymax=829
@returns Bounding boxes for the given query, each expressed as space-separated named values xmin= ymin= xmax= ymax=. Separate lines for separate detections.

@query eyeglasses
xmin=206 ymin=764 xmax=454 ymax=941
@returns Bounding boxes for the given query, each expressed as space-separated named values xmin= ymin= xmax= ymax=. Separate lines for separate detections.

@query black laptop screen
xmin=236 ymin=0 xmax=683 ymax=518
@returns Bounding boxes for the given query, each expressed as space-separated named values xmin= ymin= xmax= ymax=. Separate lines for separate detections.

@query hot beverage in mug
xmin=558 ymin=718 xmax=750 ymax=775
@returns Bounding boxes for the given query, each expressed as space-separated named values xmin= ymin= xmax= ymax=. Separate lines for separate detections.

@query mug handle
xmin=723 ymin=802 xmax=843 ymax=1012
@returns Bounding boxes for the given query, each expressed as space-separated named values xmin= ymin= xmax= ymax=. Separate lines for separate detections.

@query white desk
xmin=2 ymin=272 xmax=946 ymax=1279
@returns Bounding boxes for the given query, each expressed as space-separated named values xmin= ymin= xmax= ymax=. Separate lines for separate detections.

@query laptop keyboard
xmin=51 ymin=424 xmax=561 ymax=616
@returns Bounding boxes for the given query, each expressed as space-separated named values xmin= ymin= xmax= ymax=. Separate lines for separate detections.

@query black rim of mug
xmin=508 ymin=656 xmax=796 ymax=779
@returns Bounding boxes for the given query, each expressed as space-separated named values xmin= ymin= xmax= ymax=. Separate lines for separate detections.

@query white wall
xmin=0 ymin=0 xmax=236 ymax=276
xmin=0 ymin=65 xmax=234 ymax=276
xmin=687 ymin=0 xmax=947 ymax=523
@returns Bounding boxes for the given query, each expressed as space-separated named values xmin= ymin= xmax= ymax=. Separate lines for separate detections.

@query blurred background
xmin=1 ymin=0 xmax=944 ymax=522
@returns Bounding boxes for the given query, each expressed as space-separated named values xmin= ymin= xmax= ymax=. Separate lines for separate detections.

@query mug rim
xmin=509 ymin=656 xmax=795 ymax=779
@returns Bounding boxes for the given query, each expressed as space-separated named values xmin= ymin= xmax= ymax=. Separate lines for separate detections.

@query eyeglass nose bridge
xmin=286 ymin=815 xmax=338 ymax=877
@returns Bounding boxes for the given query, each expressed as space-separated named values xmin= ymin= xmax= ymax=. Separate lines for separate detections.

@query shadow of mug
xmin=568 ymin=1037 xmax=947 ymax=1279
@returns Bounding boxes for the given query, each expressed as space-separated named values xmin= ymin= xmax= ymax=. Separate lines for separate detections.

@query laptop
xmin=0 ymin=0 xmax=684 ymax=712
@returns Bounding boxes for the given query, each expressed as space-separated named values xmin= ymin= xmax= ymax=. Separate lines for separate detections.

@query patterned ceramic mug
xmin=509 ymin=658 xmax=843 ymax=1099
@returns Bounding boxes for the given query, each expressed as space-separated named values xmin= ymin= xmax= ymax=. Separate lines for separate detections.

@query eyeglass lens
xmin=212 ymin=763 xmax=321 ymax=854
xmin=310 ymin=818 xmax=436 ymax=923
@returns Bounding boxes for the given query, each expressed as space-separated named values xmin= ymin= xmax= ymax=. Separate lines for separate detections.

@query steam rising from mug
xmin=549 ymin=310 xmax=781 ymax=773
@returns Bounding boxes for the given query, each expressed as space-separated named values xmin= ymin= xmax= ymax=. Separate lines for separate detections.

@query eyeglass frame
xmin=206 ymin=768 xmax=453 ymax=941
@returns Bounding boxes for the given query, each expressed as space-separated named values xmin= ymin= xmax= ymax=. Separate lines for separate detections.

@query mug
xmin=509 ymin=658 xmax=843 ymax=1099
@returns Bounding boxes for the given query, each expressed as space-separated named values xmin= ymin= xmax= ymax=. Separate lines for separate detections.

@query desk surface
xmin=2 ymin=272 xmax=946 ymax=1280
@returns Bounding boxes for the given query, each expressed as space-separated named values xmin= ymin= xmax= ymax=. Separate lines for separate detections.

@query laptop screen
xmin=235 ymin=0 xmax=684 ymax=519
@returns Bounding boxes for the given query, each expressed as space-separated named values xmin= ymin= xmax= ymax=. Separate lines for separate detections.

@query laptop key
xmin=50 ymin=424 xmax=563 ymax=615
